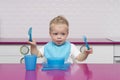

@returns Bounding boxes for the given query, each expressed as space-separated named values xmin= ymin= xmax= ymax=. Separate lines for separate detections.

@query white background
xmin=0 ymin=0 xmax=120 ymax=38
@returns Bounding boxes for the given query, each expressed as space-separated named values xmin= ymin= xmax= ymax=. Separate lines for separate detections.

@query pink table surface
xmin=0 ymin=64 xmax=120 ymax=80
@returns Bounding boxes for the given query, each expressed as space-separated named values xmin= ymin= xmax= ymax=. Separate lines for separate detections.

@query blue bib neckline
xmin=44 ymin=41 xmax=71 ymax=60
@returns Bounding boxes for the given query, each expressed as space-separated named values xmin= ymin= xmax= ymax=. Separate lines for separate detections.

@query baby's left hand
xmin=85 ymin=48 xmax=93 ymax=54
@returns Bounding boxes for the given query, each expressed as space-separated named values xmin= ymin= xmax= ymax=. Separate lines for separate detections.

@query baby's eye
xmin=53 ymin=33 xmax=58 ymax=35
xmin=61 ymin=33 xmax=65 ymax=35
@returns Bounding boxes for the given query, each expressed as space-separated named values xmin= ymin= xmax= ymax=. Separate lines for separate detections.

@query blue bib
xmin=44 ymin=41 xmax=71 ymax=60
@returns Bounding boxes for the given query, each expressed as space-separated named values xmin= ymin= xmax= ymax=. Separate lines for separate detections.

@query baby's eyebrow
xmin=53 ymin=32 xmax=58 ymax=33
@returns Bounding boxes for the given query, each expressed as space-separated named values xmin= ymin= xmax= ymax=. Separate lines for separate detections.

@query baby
xmin=28 ymin=16 xmax=93 ymax=63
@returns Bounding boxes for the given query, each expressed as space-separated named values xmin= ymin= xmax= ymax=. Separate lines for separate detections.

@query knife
xmin=28 ymin=27 xmax=32 ymax=42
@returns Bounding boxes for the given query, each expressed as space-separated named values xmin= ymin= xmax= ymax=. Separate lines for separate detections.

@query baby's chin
xmin=55 ymin=42 xmax=65 ymax=46
xmin=56 ymin=43 xmax=62 ymax=46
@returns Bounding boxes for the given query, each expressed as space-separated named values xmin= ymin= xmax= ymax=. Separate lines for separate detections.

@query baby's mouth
xmin=57 ymin=41 xmax=62 ymax=43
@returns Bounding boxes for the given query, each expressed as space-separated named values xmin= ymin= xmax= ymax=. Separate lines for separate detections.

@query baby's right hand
xmin=27 ymin=39 xmax=37 ymax=46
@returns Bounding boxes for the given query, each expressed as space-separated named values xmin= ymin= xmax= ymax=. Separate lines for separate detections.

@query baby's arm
xmin=76 ymin=48 xmax=93 ymax=61
xmin=28 ymin=40 xmax=43 ymax=57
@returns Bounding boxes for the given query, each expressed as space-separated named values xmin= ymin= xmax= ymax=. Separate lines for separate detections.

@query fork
xmin=83 ymin=35 xmax=90 ymax=50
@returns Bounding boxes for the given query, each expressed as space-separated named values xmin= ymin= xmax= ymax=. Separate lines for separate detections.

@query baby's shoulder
xmin=70 ymin=43 xmax=76 ymax=47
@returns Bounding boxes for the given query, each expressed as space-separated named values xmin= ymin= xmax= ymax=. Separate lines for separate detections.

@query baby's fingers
xmin=85 ymin=47 xmax=93 ymax=54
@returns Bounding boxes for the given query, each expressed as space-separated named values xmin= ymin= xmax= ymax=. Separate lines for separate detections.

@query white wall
xmin=0 ymin=0 xmax=120 ymax=38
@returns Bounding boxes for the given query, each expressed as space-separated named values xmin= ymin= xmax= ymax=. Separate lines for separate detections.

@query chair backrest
xmin=20 ymin=57 xmax=24 ymax=64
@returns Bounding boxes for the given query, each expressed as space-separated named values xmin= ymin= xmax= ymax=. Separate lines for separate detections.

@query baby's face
xmin=50 ymin=24 xmax=69 ymax=45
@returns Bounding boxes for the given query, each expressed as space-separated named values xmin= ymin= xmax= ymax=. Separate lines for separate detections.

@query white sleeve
xmin=39 ymin=46 xmax=45 ymax=56
xmin=70 ymin=43 xmax=80 ymax=58
xmin=38 ymin=46 xmax=47 ymax=63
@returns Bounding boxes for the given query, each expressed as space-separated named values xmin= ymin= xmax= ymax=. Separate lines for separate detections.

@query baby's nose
xmin=57 ymin=35 xmax=62 ymax=38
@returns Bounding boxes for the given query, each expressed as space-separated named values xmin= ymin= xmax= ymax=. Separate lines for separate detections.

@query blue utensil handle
xmin=85 ymin=42 xmax=90 ymax=50
xmin=29 ymin=34 xmax=32 ymax=42
xmin=83 ymin=36 xmax=90 ymax=50
xmin=28 ymin=27 xmax=32 ymax=42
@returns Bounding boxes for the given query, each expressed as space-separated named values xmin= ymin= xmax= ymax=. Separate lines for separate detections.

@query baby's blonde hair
xmin=49 ymin=16 xmax=69 ymax=31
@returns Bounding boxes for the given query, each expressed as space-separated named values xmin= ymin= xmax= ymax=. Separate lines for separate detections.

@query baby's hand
xmin=84 ymin=47 xmax=93 ymax=54
xmin=27 ymin=39 xmax=37 ymax=46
